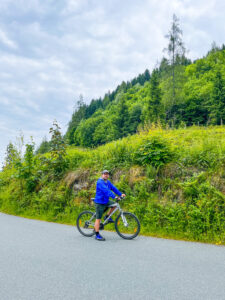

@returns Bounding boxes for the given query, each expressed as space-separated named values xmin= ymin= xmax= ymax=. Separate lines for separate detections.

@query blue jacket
xmin=94 ymin=178 xmax=122 ymax=205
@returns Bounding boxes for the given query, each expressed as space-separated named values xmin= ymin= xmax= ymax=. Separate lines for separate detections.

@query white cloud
xmin=0 ymin=28 xmax=18 ymax=49
xmin=61 ymin=0 xmax=86 ymax=15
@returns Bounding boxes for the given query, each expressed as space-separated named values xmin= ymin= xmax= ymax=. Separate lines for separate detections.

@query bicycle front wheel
xmin=76 ymin=211 xmax=96 ymax=237
xmin=115 ymin=212 xmax=140 ymax=239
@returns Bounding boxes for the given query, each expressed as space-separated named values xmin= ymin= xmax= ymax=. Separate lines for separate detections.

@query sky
xmin=0 ymin=0 xmax=225 ymax=167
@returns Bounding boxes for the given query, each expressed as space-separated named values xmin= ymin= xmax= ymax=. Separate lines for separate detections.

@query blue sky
xmin=0 ymin=0 xmax=225 ymax=167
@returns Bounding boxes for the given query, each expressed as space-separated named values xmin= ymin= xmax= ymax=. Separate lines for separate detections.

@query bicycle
xmin=76 ymin=196 xmax=140 ymax=240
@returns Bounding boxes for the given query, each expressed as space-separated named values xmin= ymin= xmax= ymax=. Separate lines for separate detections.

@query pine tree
xmin=144 ymin=69 xmax=151 ymax=81
xmin=35 ymin=137 xmax=51 ymax=154
xmin=159 ymin=57 xmax=170 ymax=76
xmin=116 ymin=97 xmax=130 ymax=137
xmin=128 ymin=105 xmax=142 ymax=133
xmin=210 ymin=71 xmax=225 ymax=125
xmin=65 ymin=94 xmax=87 ymax=144
xmin=146 ymin=69 xmax=163 ymax=123
xmin=3 ymin=142 xmax=19 ymax=169
xmin=164 ymin=14 xmax=185 ymax=103
xmin=102 ymin=93 xmax=110 ymax=108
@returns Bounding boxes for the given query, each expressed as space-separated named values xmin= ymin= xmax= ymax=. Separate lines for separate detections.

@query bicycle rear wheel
xmin=115 ymin=212 xmax=140 ymax=240
xmin=77 ymin=211 xmax=96 ymax=237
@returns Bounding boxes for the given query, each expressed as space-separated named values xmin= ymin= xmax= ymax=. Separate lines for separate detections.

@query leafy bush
xmin=135 ymin=137 xmax=175 ymax=167
xmin=49 ymin=121 xmax=69 ymax=178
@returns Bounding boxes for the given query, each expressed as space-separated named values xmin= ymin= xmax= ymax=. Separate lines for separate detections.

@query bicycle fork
xmin=121 ymin=213 xmax=128 ymax=227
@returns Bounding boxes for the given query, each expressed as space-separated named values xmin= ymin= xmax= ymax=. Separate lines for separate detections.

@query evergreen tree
xmin=118 ymin=81 xmax=127 ymax=93
xmin=131 ymin=77 xmax=138 ymax=86
xmin=164 ymin=14 xmax=185 ymax=103
xmin=36 ymin=137 xmax=51 ymax=154
xmin=102 ymin=93 xmax=110 ymax=108
xmin=209 ymin=71 xmax=225 ymax=124
xmin=65 ymin=94 xmax=87 ymax=144
xmin=144 ymin=69 xmax=151 ymax=81
xmin=3 ymin=142 xmax=20 ymax=169
xmin=85 ymin=99 xmax=102 ymax=117
xmin=209 ymin=41 xmax=220 ymax=55
xmin=146 ymin=69 xmax=163 ymax=122
xmin=137 ymin=74 xmax=145 ymax=85
xmin=74 ymin=116 xmax=104 ymax=147
xmin=128 ymin=104 xmax=142 ymax=133
xmin=176 ymin=98 xmax=208 ymax=126
xmin=116 ymin=97 xmax=130 ymax=137
xmin=159 ymin=57 xmax=170 ymax=76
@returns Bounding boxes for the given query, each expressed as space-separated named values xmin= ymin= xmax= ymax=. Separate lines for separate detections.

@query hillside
xmin=36 ymin=47 xmax=225 ymax=154
xmin=1 ymin=126 xmax=225 ymax=244
xmin=59 ymin=48 xmax=225 ymax=149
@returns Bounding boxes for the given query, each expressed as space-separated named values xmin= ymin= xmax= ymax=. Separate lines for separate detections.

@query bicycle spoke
xmin=115 ymin=212 xmax=140 ymax=239
xmin=77 ymin=211 xmax=96 ymax=237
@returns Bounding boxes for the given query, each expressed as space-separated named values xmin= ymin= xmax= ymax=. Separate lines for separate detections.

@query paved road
xmin=0 ymin=212 xmax=225 ymax=300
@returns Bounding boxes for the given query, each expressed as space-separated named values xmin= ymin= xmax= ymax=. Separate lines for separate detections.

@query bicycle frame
xmin=88 ymin=201 xmax=128 ymax=227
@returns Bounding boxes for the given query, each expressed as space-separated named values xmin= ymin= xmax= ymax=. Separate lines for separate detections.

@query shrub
xmin=135 ymin=137 xmax=175 ymax=168
xmin=49 ymin=121 xmax=69 ymax=178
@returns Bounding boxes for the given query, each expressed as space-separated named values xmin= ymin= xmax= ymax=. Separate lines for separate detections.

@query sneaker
xmin=104 ymin=215 xmax=114 ymax=223
xmin=95 ymin=233 xmax=106 ymax=241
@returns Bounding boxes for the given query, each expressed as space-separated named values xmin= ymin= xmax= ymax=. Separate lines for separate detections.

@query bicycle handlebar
xmin=115 ymin=195 xmax=125 ymax=202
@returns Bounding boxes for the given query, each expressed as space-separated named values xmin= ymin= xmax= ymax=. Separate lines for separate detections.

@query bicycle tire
xmin=76 ymin=211 xmax=96 ymax=237
xmin=115 ymin=212 xmax=140 ymax=240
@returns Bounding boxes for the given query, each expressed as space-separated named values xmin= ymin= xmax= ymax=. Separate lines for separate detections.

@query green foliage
xmin=209 ymin=70 xmax=225 ymax=124
xmin=65 ymin=70 xmax=151 ymax=145
xmin=35 ymin=137 xmax=51 ymax=154
xmin=74 ymin=116 xmax=104 ymax=147
xmin=11 ymin=143 xmax=38 ymax=193
xmin=23 ymin=143 xmax=37 ymax=192
xmin=49 ymin=121 xmax=68 ymax=178
xmin=143 ymin=69 xmax=164 ymax=123
xmin=135 ymin=137 xmax=175 ymax=168
xmin=3 ymin=142 xmax=20 ymax=169
xmin=65 ymin=94 xmax=88 ymax=145
xmin=128 ymin=104 xmax=142 ymax=133
xmin=116 ymin=97 xmax=130 ymax=137
xmin=93 ymin=117 xmax=120 ymax=145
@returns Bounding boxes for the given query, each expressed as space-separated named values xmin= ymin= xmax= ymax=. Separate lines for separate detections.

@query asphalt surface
xmin=0 ymin=212 xmax=225 ymax=300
